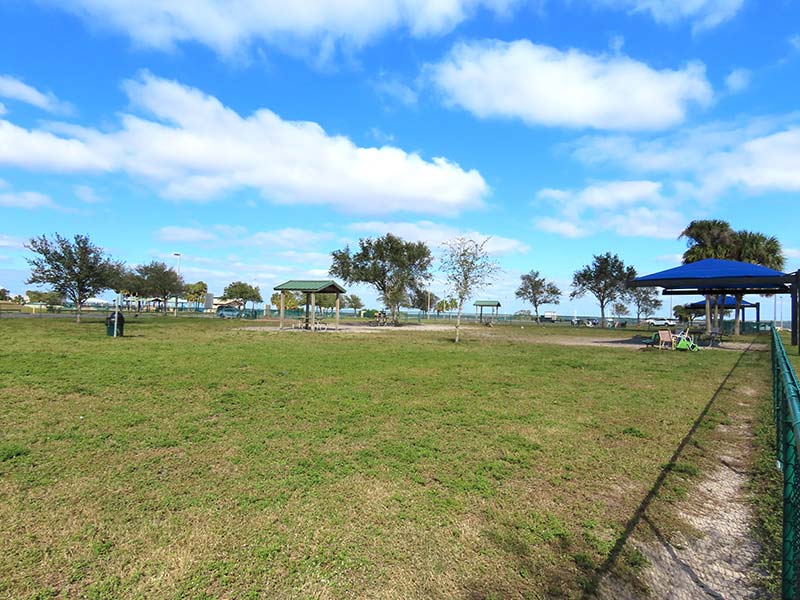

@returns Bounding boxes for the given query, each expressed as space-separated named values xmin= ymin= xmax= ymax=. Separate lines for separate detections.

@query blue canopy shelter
xmin=684 ymin=295 xmax=759 ymax=324
xmin=629 ymin=258 xmax=799 ymax=347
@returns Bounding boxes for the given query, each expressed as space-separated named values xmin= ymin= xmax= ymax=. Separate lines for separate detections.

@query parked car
xmin=217 ymin=306 xmax=241 ymax=319
xmin=646 ymin=318 xmax=676 ymax=327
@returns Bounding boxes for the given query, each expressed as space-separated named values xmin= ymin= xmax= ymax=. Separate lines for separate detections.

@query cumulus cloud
xmin=0 ymin=190 xmax=58 ymax=210
xmin=0 ymin=72 xmax=488 ymax=215
xmin=588 ymin=0 xmax=744 ymax=31
xmin=43 ymin=0 xmax=520 ymax=57
xmin=725 ymin=68 xmax=751 ymax=93
xmin=571 ymin=116 xmax=800 ymax=200
xmin=534 ymin=180 xmax=685 ymax=239
xmin=0 ymin=75 xmax=71 ymax=113
xmin=74 ymin=184 xmax=104 ymax=204
xmin=0 ymin=234 xmax=25 ymax=249
xmin=429 ymin=39 xmax=712 ymax=131
xmin=347 ymin=220 xmax=530 ymax=255
xmin=156 ymin=226 xmax=219 ymax=243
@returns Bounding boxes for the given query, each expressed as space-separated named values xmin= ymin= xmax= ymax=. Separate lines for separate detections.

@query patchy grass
xmin=0 ymin=317 xmax=747 ymax=598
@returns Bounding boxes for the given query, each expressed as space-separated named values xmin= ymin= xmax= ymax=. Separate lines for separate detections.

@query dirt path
xmin=238 ymin=323 xmax=767 ymax=351
xmin=595 ymin=348 xmax=766 ymax=599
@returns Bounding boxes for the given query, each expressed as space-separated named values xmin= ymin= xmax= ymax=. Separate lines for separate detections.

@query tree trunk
xmin=534 ymin=305 xmax=540 ymax=323
xmin=600 ymin=302 xmax=606 ymax=328
xmin=76 ymin=301 xmax=82 ymax=323
xmin=455 ymin=302 xmax=463 ymax=343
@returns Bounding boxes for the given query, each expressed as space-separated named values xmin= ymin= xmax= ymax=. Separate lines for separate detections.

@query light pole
xmin=173 ymin=252 xmax=181 ymax=316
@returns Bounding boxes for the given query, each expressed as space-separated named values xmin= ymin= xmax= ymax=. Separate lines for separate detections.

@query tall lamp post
xmin=173 ymin=252 xmax=181 ymax=316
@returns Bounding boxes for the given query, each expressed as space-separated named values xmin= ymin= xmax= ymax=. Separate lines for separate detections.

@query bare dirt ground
xmin=238 ymin=323 xmax=768 ymax=352
xmin=595 ymin=356 xmax=766 ymax=600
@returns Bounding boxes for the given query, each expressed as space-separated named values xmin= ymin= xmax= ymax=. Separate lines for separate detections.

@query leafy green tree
xmin=25 ymin=233 xmax=118 ymax=323
xmin=570 ymin=253 xmax=636 ymax=329
xmin=611 ymin=302 xmax=630 ymax=321
xmin=315 ymin=293 xmax=337 ymax=316
xmin=0 ymin=288 xmax=8 ymax=301
xmin=330 ymin=233 xmax=432 ymax=324
xmin=136 ymin=261 xmax=184 ymax=313
xmin=629 ymin=287 xmax=663 ymax=324
xmin=223 ymin=281 xmax=263 ymax=313
xmin=26 ymin=289 xmax=62 ymax=304
xmin=343 ymin=294 xmax=364 ymax=315
xmin=440 ymin=237 xmax=499 ymax=342
xmin=515 ymin=270 xmax=561 ymax=322
xmin=408 ymin=288 xmax=438 ymax=315
xmin=680 ymin=220 xmax=785 ymax=335
xmin=11 ymin=294 xmax=24 ymax=304
xmin=185 ymin=281 xmax=209 ymax=310
xmin=435 ymin=297 xmax=458 ymax=314
xmin=271 ymin=291 xmax=301 ymax=310
xmin=728 ymin=230 xmax=784 ymax=335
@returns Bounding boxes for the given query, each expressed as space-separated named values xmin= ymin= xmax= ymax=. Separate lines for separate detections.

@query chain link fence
xmin=771 ymin=325 xmax=800 ymax=599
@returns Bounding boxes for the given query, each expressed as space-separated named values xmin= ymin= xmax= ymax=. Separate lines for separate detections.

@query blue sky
xmin=1 ymin=0 xmax=799 ymax=316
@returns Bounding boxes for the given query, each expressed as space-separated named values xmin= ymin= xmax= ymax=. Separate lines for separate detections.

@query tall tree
xmin=629 ymin=287 xmax=663 ymax=324
xmin=728 ymin=230 xmax=784 ymax=335
xmin=184 ymin=281 xmax=209 ymax=310
xmin=570 ymin=253 xmax=636 ymax=329
xmin=343 ymin=294 xmax=364 ymax=316
xmin=515 ymin=270 xmax=561 ymax=322
xmin=136 ymin=261 xmax=184 ymax=313
xmin=223 ymin=281 xmax=263 ymax=313
xmin=679 ymin=220 xmax=736 ymax=263
xmin=611 ymin=302 xmax=630 ymax=321
xmin=408 ymin=288 xmax=439 ymax=315
xmin=270 ymin=291 xmax=301 ymax=310
xmin=440 ymin=237 xmax=500 ymax=342
xmin=435 ymin=297 xmax=458 ymax=314
xmin=330 ymin=233 xmax=432 ymax=324
xmin=25 ymin=233 xmax=118 ymax=323
xmin=0 ymin=288 xmax=8 ymax=301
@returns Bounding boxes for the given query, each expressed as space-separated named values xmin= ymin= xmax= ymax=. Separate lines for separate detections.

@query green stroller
xmin=673 ymin=329 xmax=700 ymax=352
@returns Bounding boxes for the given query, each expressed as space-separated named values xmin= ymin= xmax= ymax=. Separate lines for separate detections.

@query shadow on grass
xmin=581 ymin=341 xmax=753 ymax=598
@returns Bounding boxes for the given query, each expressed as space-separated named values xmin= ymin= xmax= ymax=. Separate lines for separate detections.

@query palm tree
xmin=679 ymin=220 xmax=736 ymax=333
xmin=729 ymin=231 xmax=785 ymax=335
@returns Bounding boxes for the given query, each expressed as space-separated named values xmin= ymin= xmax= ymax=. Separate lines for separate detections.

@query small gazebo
xmin=474 ymin=300 xmax=501 ymax=323
xmin=683 ymin=295 xmax=760 ymax=324
xmin=274 ymin=280 xmax=346 ymax=331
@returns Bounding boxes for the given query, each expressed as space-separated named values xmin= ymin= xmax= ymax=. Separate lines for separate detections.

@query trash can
xmin=105 ymin=311 xmax=125 ymax=337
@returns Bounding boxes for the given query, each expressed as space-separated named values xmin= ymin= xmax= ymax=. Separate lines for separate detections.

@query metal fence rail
xmin=771 ymin=325 xmax=800 ymax=599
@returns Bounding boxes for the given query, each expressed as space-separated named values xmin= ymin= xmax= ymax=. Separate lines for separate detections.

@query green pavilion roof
xmin=274 ymin=280 xmax=346 ymax=294
xmin=473 ymin=300 xmax=501 ymax=307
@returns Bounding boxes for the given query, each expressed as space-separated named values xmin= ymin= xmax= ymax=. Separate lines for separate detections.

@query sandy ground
xmin=238 ymin=323 xmax=767 ymax=351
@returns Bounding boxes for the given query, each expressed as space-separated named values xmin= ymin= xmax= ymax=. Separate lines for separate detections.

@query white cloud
xmin=590 ymin=0 xmax=744 ymax=31
xmin=246 ymin=228 xmax=335 ymax=247
xmin=571 ymin=116 xmax=800 ymax=201
xmin=0 ymin=72 xmax=488 ymax=215
xmin=533 ymin=217 xmax=589 ymax=238
xmin=785 ymin=248 xmax=800 ymax=259
xmin=347 ymin=220 xmax=530 ymax=255
xmin=791 ymin=35 xmax=800 ymax=52
xmin=44 ymin=0 xmax=520 ymax=57
xmin=725 ymin=68 xmax=751 ymax=93
xmin=0 ymin=75 xmax=71 ymax=113
xmin=156 ymin=226 xmax=218 ymax=243
xmin=373 ymin=76 xmax=419 ymax=106
xmin=0 ymin=102 xmax=5 ymax=116
xmin=534 ymin=180 xmax=685 ymax=239
xmin=74 ymin=184 xmax=104 ymax=204
xmin=0 ymin=190 xmax=57 ymax=210
xmin=0 ymin=234 xmax=25 ymax=249
xmin=429 ymin=39 xmax=712 ymax=131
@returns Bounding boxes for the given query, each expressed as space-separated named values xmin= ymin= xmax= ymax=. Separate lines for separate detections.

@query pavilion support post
xmin=792 ymin=277 xmax=799 ymax=347
xmin=279 ymin=291 xmax=285 ymax=330
xmin=714 ymin=294 xmax=720 ymax=332
xmin=310 ymin=292 xmax=316 ymax=332
xmin=705 ymin=296 xmax=711 ymax=334
xmin=756 ymin=302 xmax=761 ymax=326
xmin=335 ymin=293 xmax=340 ymax=331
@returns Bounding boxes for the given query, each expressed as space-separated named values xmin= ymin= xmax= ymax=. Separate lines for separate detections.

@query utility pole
xmin=173 ymin=252 xmax=181 ymax=316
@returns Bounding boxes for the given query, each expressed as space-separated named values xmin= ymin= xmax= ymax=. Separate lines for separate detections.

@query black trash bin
xmin=105 ymin=311 xmax=125 ymax=337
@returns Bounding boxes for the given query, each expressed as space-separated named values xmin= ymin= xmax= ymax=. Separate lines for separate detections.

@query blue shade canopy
xmin=630 ymin=258 xmax=791 ymax=291
xmin=684 ymin=295 xmax=755 ymax=310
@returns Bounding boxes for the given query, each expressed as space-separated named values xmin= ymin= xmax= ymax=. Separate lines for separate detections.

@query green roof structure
xmin=473 ymin=300 xmax=501 ymax=307
xmin=274 ymin=280 xmax=346 ymax=332
xmin=274 ymin=280 xmax=346 ymax=294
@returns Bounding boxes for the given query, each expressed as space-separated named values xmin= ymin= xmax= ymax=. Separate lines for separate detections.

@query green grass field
xmin=0 ymin=317 xmax=749 ymax=599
